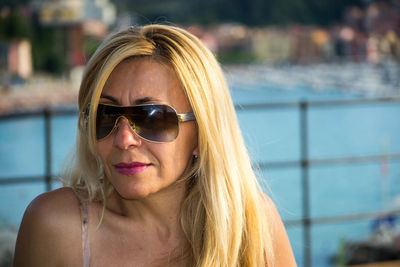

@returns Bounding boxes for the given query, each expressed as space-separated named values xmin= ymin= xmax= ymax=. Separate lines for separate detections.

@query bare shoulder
xmin=261 ymin=194 xmax=298 ymax=267
xmin=14 ymin=187 xmax=83 ymax=267
xmin=20 ymin=187 xmax=81 ymax=229
xmin=260 ymin=193 xmax=286 ymax=228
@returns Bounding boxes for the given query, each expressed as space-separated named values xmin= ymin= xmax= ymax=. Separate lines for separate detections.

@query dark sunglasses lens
xmin=96 ymin=104 xmax=179 ymax=142
xmin=96 ymin=105 xmax=118 ymax=139
xmin=132 ymin=105 xmax=179 ymax=142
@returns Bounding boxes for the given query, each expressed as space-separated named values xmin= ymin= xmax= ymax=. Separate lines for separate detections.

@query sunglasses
xmin=93 ymin=103 xmax=195 ymax=143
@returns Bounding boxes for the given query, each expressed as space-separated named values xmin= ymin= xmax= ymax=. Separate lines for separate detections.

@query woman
xmin=14 ymin=25 xmax=296 ymax=266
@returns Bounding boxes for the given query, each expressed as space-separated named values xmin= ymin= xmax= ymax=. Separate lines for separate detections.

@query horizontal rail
xmin=3 ymin=153 xmax=399 ymax=185
xmin=3 ymin=173 xmax=400 ymax=228
xmin=0 ymin=175 xmax=55 ymax=185
xmin=0 ymin=106 xmax=78 ymax=120
xmin=258 ymin=153 xmax=400 ymax=169
xmin=0 ymin=96 xmax=399 ymax=120
xmin=284 ymin=208 xmax=400 ymax=227
xmin=234 ymin=96 xmax=400 ymax=111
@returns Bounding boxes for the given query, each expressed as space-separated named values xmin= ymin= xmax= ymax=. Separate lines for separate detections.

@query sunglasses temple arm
xmin=178 ymin=113 xmax=196 ymax=122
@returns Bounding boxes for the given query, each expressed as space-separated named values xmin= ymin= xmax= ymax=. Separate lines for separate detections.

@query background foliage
xmin=113 ymin=0 xmax=366 ymax=26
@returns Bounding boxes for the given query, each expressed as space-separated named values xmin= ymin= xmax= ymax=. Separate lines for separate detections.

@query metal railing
xmin=0 ymin=107 xmax=78 ymax=190
xmin=243 ymin=97 xmax=400 ymax=267
xmin=1 ymin=96 xmax=400 ymax=267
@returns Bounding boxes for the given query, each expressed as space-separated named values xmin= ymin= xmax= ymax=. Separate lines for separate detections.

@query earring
xmin=193 ymin=155 xmax=199 ymax=160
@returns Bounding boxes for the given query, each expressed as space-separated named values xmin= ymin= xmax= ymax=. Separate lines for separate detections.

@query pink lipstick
xmin=114 ymin=162 xmax=149 ymax=175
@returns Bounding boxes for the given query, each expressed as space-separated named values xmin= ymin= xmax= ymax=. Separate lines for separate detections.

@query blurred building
xmin=365 ymin=1 xmax=400 ymax=35
xmin=32 ymin=0 xmax=116 ymax=26
xmin=187 ymin=26 xmax=218 ymax=54
xmin=31 ymin=0 xmax=116 ymax=76
xmin=289 ymin=25 xmax=316 ymax=64
xmin=211 ymin=23 xmax=253 ymax=61
xmin=0 ymin=6 xmax=33 ymax=82
xmin=251 ymin=27 xmax=292 ymax=64
xmin=8 ymin=39 xmax=32 ymax=79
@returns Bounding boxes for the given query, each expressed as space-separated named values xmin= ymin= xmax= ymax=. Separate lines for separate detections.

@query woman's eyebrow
xmin=99 ymin=94 xmax=119 ymax=104
xmin=100 ymin=95 xmax=160 ymax=105
xmin=133 ymin=97 xmax=160 ymax=105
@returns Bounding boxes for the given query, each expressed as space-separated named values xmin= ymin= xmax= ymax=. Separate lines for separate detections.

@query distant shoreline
xmin=0 ymin=75 xmax=79 ymax=115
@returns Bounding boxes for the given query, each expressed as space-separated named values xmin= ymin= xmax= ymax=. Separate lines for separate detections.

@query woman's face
xmin=96 ymin=58 xmax=198 ymax=200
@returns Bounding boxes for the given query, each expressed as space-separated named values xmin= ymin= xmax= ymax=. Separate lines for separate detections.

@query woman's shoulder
xmin=25 ymin=187 xmax=82 ymax=224
xmin=260 ymin=193 xmax=289 ymax=236
xmin=260 ymin=193 xmax=298 ymax=266
xmin=14 ymin=187 xmax=83 ymax=266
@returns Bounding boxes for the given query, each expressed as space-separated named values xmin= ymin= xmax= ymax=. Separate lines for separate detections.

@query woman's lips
xmin=114 ymin=162 xmax=150 ymax=175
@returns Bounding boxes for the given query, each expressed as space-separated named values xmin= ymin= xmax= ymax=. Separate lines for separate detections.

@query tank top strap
xmin=73 ymin=189 xmax=91 ymax=267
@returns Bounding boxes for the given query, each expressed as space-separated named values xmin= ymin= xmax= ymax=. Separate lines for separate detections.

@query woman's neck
xmin=106 ymin=180 xmax=188 ymax=238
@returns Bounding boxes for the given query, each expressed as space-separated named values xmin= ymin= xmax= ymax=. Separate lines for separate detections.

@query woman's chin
xmin=114 ymin=186 xmax=154 ymax=200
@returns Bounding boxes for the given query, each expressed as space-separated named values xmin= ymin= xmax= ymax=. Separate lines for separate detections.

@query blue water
xmin=231 ymin=82 xmax=400 ymax=266
xmin=1 ymin=79 xmax=400 ymax=267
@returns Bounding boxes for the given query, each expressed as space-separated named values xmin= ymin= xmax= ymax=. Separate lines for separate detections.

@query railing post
xmin=44 ymin=108 xmax=52 ymax=191
xmin=300 ymin=101 xmax=311 ymax=267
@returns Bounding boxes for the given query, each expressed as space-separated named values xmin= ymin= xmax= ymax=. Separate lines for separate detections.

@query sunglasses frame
xmin=92 ymin=103 xmax=196 ymax=143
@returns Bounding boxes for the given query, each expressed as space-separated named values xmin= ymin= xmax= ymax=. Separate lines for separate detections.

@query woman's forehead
xmin=100 ymin=58 xmax=191 ymax=110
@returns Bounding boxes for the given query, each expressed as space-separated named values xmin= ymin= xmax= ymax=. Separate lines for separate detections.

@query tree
xmin=112 ymin=0 xmax=365 ymax=26
xmin=0 ymin=10 xmax=32 ymax=41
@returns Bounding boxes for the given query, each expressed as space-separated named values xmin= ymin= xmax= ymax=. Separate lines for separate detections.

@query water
xmin=230 ymin=79 xmax=400 ymax=266
xmin=1 ymin=68 xmax=400 ymax=266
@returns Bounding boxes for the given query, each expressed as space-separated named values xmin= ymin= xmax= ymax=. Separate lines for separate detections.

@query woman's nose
xmin=113 ymin=117 xmax=142 ymax=149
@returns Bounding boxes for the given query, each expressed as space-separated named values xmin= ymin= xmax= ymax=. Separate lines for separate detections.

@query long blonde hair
xmin=64 ymin=24 xmax=275 ymax=266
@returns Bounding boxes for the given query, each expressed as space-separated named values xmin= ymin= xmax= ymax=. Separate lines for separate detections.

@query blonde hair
xmin=64 ymin=24 xmax=275 ymax=266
